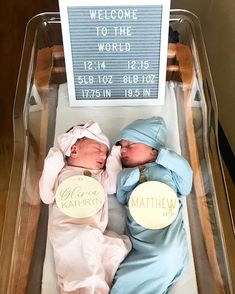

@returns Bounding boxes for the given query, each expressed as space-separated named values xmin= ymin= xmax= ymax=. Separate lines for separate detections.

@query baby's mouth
xmin=121 ymin=156 xmax=129 ymax=162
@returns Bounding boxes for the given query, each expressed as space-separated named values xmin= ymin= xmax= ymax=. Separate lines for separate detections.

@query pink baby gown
xmin=39 ymin=146 xmax=131 ymax=294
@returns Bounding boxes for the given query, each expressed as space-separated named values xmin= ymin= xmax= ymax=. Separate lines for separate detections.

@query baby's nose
xmin=100 ymin=152 xmax=107 ymax=159
xmin=121 ymin=147 xmax=127 ymax=154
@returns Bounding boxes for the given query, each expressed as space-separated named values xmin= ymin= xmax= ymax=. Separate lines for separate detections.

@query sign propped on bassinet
xmin=59 ymin=0 xmax=170 ymax=106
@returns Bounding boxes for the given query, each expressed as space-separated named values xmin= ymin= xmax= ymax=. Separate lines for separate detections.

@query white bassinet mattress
xmin=41 ymin=81 xmax=198 ymax=294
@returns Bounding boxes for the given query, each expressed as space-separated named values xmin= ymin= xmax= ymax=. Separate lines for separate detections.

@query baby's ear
xmin=151 ymin=149 xmax=158 ymax=156
xmin=70 ymin=144 xmax=78 ymax=158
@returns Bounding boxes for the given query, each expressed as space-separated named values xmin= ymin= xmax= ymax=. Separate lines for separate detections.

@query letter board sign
xmin=59 ymin=0 xmax=171 ymax=106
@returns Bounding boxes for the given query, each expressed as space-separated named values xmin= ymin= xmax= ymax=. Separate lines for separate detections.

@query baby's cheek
xmin=131 ymin=150 xmax=138 ymax=157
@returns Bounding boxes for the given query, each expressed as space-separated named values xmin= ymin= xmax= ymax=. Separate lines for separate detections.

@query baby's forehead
xmin=118 ymin=139 xmax=138 ymax=146
xmin=118 ymin=139 xmax=132 ymax=145
xmin=118 ymin=139 xmax=152 ymax=149
xmin=79 ymin=137 xmax=108 ymax=149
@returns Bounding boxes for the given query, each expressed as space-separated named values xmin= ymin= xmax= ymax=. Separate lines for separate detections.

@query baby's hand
xmin=39 ymin=147 xmax=65 ymax=204
xmin=110 ymin=145 xmax=121 ymax=156
xmin=44 ymin=147 xmax=65 ymax=175
xmin=120 ymin=167 xmax=140 ymax=188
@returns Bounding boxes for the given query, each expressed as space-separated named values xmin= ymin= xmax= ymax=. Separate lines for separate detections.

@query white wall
xmin=171 ymin=0 xmax=235 ymax=155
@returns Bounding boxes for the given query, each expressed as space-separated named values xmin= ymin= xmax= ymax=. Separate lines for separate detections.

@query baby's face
xmin=68 ymin=138 xmax=108 ymax=170
xmin=118 ymin=140 xmax=157 ymax=167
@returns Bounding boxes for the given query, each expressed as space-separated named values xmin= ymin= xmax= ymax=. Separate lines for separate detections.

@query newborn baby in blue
xmin=111 ymin=116 xmax=193 ymax=294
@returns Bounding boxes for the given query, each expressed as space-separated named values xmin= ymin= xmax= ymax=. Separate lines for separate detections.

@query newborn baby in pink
xmin=39 ymin=120 xmax=131 ymax=294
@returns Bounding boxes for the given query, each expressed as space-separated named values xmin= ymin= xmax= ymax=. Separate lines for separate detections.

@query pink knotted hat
xmin=57 ymin=120 xmax=110 ymax=156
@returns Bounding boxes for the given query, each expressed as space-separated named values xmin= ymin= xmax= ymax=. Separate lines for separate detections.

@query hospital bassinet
xmin=0 ymin=9 xmax=234 ymax=294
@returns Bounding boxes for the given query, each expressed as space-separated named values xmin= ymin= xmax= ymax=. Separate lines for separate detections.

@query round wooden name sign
xmin=56 ymin=175 xmax=105 ymax=218
xmin=129 ymin=181 xmax=179 ymax=229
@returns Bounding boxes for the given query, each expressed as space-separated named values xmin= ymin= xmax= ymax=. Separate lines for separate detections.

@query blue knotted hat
xmin=115 ymin=116 xmax=167 ymax=150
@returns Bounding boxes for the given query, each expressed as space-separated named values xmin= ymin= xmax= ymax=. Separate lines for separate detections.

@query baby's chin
xmin=121 ymin=159 xmax=137 ymax=168
xmin=122 ymin=159 xmax=151 ymax=168
xmin=76 ymin=162 xmax=104 ymax=170
xmin=88 ymin=165 xmax=104 ymax=170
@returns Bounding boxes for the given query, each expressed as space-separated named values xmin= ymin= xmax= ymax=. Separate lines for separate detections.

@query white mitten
xmin=39 ymin=147 xmax=65 ymax=204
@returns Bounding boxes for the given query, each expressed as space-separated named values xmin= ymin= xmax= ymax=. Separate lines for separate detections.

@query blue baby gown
xmin=111 ymin=148 xmax=193 ymax=294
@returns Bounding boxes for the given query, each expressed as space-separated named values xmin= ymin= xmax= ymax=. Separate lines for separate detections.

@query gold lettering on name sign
xmin=56 ymin=175 xmax=105 ymax=218
xmin=129 ymin=181 xmax=179 ymax=229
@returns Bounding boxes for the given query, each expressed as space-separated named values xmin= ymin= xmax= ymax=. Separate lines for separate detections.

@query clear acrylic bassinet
xmin=0 ymin=9 xmax=234 ymax=294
